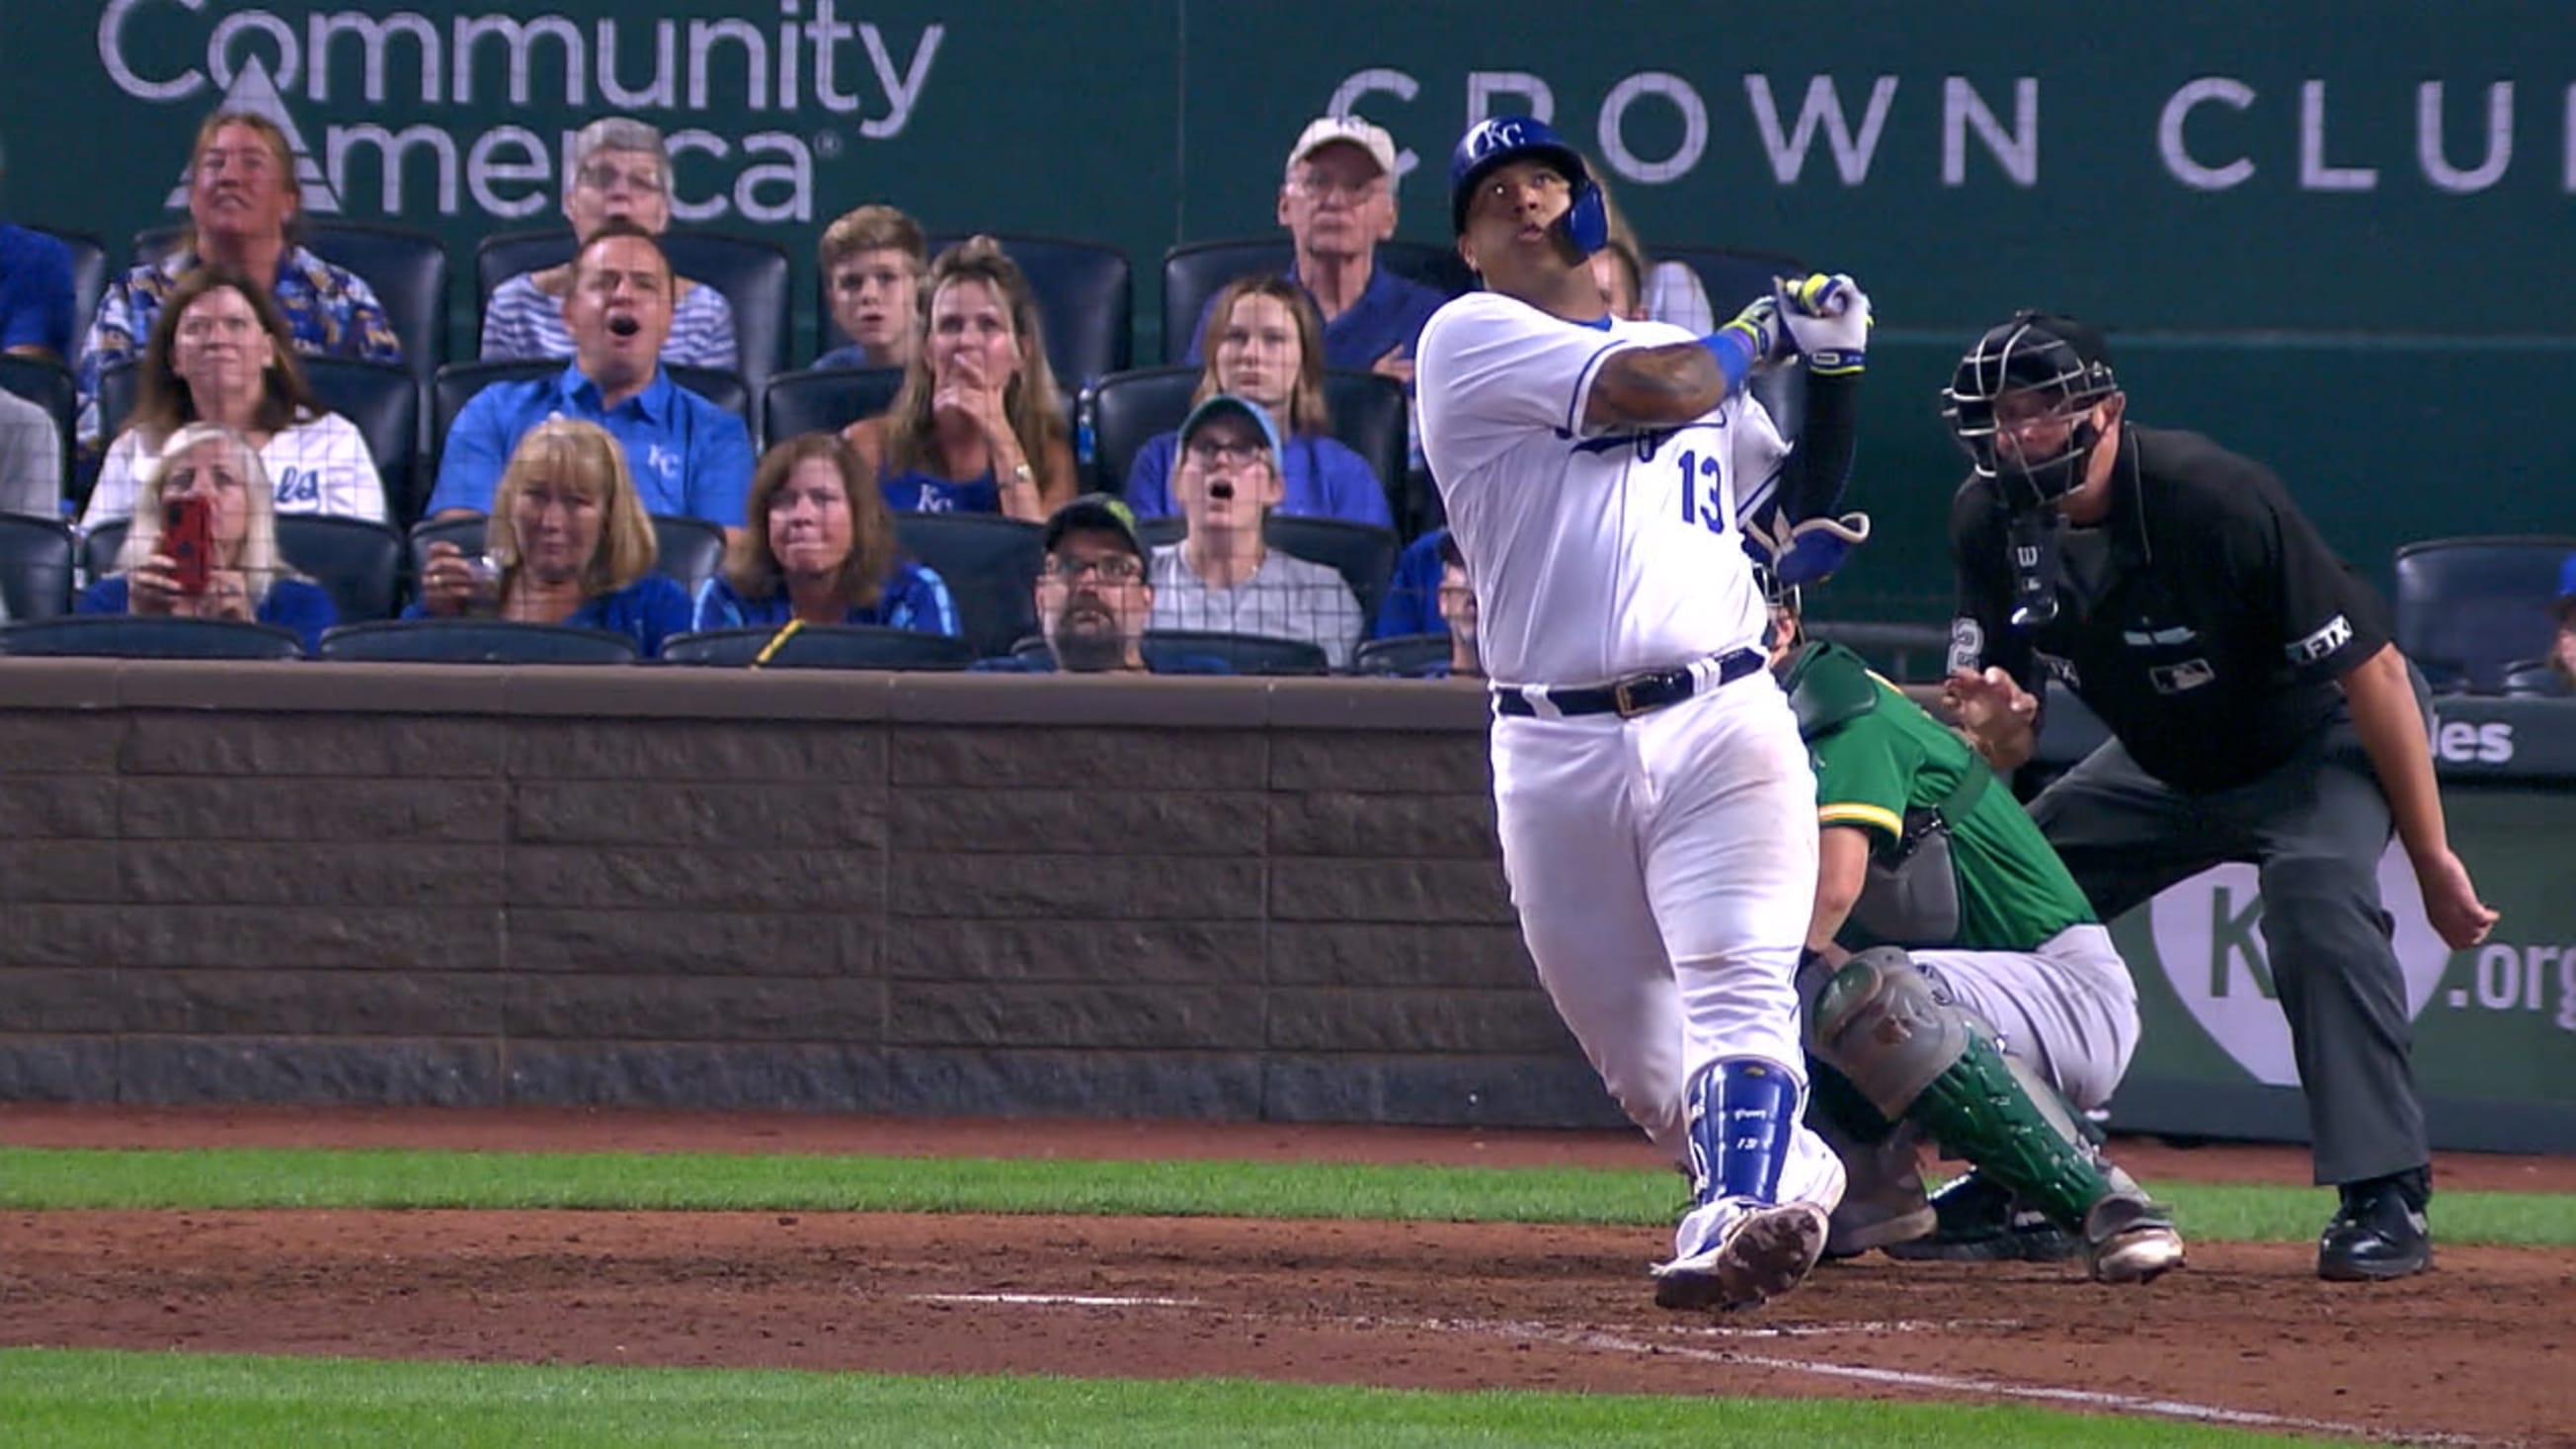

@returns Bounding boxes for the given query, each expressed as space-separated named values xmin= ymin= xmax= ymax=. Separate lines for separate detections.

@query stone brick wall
xmin=0 ymin=660 xmax=1621 ymax=1129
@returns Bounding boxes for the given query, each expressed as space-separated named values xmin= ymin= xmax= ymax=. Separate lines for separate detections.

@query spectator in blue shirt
xmin=1374 ymin=526 xmax=1451 ymax=639
xmin=692 ymin=432 xmax=959 ymax=634
xmin=1184 ymin=116 xmax=1447 ymax=386
xmin=1124 ymin=276 xmax=1391 ymax=528
xmin=427 ymin=220 xmax=753 ymax=533
xmin=1401 ymin=532 xmax=1484 ymax=680
xmin=842 ymin=235 xmax=1078 ymax=520
xmin=413 ymin=416 xmax=690 ymax=658
xmin=2549 ymin=554 xmax=2576 ymax=692
xmin=812 ymin=204 xmax=926 ymax=372
xmin=974 ymin=493 xmax=1227 ymax=675
xmin=0 ymin=136 xmax=73 ymax=362
xmin=78 ymin=422 xmax=336 ymax=652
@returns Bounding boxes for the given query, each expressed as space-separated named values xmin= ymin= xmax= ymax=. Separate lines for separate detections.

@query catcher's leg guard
xmin=1807 ymin=946 xmax=2112 ymax=1231
xmin=1806 ymin=1062 xmax=1933 ymax=1256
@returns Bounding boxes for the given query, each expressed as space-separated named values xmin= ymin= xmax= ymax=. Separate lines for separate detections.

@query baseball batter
xmin=1415 ymin=115 xmax=1868 ymax=1313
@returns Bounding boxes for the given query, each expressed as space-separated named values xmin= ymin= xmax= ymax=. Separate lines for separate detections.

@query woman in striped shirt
xmin=478 ymin=118 xmax=738 ymax=370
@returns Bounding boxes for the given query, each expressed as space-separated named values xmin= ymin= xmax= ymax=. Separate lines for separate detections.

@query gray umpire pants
xmin=2029 ymin=695 xmax=2429 ymax=1187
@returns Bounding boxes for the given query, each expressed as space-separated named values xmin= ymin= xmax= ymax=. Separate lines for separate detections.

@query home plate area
xmin=3 ymin=1208 xmax=2562 ymax=1446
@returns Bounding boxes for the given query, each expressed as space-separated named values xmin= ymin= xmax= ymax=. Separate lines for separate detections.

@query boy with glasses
xmin=1146 ymin=394 xmax=1363 ymax=669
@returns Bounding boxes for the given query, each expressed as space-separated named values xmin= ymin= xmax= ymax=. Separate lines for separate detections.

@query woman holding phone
xmin=77 ymin=422 xmax=338 ymax=651
xmin=411 ymin=417 xmax=690 ymax=658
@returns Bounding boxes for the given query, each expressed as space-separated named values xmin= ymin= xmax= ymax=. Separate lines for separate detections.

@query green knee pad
xmin=1808 ymin=946 xmax=2112 ymax=1230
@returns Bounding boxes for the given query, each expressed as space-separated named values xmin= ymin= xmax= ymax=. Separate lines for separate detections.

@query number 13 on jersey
xmin=1674 ymin=447 xmax=1730 ymax=534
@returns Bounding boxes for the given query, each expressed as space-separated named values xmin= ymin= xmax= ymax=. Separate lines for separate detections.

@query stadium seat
xmin=135 ymin=220 xmax=451 ymax=388
xmin=1087 ymin=366 xmax=1197 ymax=496
xmin=2500 ymin=659 xmax=2571 ymax=698
xmin=1142 ymin=628 xmax=1327 ymax=677
xmin=1263 ymin=515 xmax=1401 ymax=624
xmin=1352 ymin=631 xmax=1450 ymax=678
xmin=298 ymin=358 xmax=422 ymax=526
xmin=650 ymin=514 xmax=730 ymax=594
xmin=2392 ymin=535 xmax=2576 ymax=693
xmin=0 ymin=353 xmax=75 ymax=506
xmin=0 ymin=512 xmax=76 ymax=619
xmin=888 ymin=512 xmax=1042 ymax=661
xmin=1136 ymin=516 xmax=1186 ymax=550
xmin=316 ymin=618 xmax=637 ymax=664
xmin=29 ymin=225 xmax=106 ymax=346
xmin=95 ymin=361 xmax=138 ymax=448
xmin=473 ymin=228 xmax=794 ymax=394
xmin=664 ymin=623 xmax=977 ymax=670
xmin=1159 ymin=237 xmax=1471 ymax=364
xmin=761 ymin=366 xmax=905 ymax=444
xmin=79 ymin=519 xmax=124 ymax=585
xmin=0 ymin=613 xmax=301 ymax=660
xmin=921 ymin=232 xmax=1131 ymax=389
xmin=275 ymin=515 xmax=404 ymax=623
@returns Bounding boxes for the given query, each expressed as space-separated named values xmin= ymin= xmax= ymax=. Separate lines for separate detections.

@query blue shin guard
xmin=1684 ymin=1059 xmax=1801 ymax=1205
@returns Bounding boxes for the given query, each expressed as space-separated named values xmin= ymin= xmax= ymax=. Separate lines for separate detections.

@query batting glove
xmin=1775 ymin=273 xmax=1871 ymax=375
xmin=1703 ymin=295 xmax=1785 ymax=393
xmin=1741 ymin=510 xmax=1872 ymax=588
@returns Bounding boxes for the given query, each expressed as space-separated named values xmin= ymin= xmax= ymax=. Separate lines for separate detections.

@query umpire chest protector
xmin=1781 ymin=641 xmax=1989 ymax=944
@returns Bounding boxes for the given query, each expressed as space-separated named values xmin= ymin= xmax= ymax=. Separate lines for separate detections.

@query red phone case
xmin=164 ymin=497 xmax=212 ymax=596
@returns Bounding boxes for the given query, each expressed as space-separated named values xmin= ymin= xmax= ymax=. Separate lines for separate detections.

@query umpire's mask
xmin=1941 ymin=312 xmax=2121 ymax=514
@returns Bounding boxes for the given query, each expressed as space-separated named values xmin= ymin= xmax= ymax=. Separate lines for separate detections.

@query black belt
xmin=1492 ymin=648 xmax=1766 ymax=719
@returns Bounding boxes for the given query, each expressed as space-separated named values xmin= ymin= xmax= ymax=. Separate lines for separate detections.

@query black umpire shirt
xmin=1946 ymin=424 xmax=2393 ymax=794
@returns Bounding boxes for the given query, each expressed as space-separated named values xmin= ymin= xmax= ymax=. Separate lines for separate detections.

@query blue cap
xmin=1178 ymin=393 xmax=1281 ymax=457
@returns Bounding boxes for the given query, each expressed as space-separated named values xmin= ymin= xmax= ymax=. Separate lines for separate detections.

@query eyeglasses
xmin=1287 ymin=173 xmax=1386 ymax=201
xmin=1184 ymin=439 xmax=1268 ymax=468
xmin=577 ymin=162 xmax=666 ymax=195
xmin=1043 ymin=555 xmax=1146 ymax=585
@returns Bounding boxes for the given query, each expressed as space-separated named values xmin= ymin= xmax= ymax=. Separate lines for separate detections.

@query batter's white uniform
xmin=1415 ymin=291 xmax=1838 ymax=1209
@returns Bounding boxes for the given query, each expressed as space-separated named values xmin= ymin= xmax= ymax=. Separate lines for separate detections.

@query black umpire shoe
xmin=2317 ymin=1168 xmax=2433 ymax=1282
xmin=1880 ymin=1168 xmax=2081 ymax=1263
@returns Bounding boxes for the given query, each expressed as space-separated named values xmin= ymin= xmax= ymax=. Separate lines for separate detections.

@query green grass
xmin=4 ymin=1145 xmax=2571 ymax=1247
xmin=0 ymin=1349 xmax=2339 ymax=1448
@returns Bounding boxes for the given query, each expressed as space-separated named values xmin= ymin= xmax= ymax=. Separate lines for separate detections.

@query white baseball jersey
xmin=1415 ymin=291 xmax=1789 ymax=686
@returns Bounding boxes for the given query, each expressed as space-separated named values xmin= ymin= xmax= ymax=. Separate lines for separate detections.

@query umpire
xmin=1936 ymin=312 xmax=2497 ymax=1283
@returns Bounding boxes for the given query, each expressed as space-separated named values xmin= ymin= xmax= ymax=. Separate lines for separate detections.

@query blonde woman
xmin=411 ymin=416 xmax=690 ymax=657
xmin=841 ymin=236 xmax=1077 ymax=521
xmin=1125 ymin=274 xmax=1389 ymax=527
xmin=77 ymin=422 xmax=337 ymax=651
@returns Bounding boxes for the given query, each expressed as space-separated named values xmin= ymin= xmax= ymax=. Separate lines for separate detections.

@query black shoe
xmin=2317 ymin=1169 xmax=2432 ymax=1282
xmin=1881 ymin=1168 xmax=2080 ymax=1263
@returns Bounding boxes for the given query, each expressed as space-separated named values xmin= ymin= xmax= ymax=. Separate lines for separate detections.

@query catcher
xmin=1766 ymin=588 xmax=2185 ymax=1283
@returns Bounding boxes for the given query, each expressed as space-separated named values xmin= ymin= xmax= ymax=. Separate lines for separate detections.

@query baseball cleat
xmin=2081 ymin=1195 xmax=2187 ymax=1285
xmin=1651 ymin=1201 xmax=1830 ymax=1313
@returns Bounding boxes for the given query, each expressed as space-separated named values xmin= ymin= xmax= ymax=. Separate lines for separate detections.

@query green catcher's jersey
xmin=1792 ymin=642 xmax=2097 ymax=952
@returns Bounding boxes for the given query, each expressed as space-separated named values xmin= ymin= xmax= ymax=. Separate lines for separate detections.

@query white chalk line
xmin=900 ymin=1290 xmax=2510 ymax=1446
xmin=1409 ymin=1315 xmax=2507 ymax=1448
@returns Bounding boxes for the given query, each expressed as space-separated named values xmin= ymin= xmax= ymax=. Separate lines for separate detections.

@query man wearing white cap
xmin=1186 ymin=116 xmax=1449 ymax=386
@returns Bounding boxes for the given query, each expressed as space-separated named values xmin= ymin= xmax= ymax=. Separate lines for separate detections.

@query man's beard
xmin=1051 ymin=603 xmax=1131 ymax=673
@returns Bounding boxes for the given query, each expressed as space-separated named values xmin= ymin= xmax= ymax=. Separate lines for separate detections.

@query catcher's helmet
xmin=1942 ymin=312 xmax=2120 ymax=511
xmin=1448 ymin=115 xmax=1608 ymax=257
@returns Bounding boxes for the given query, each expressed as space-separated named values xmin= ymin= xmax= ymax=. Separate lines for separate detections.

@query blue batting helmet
xmin=1447 ymin=115 xmax=1608 ymax=257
